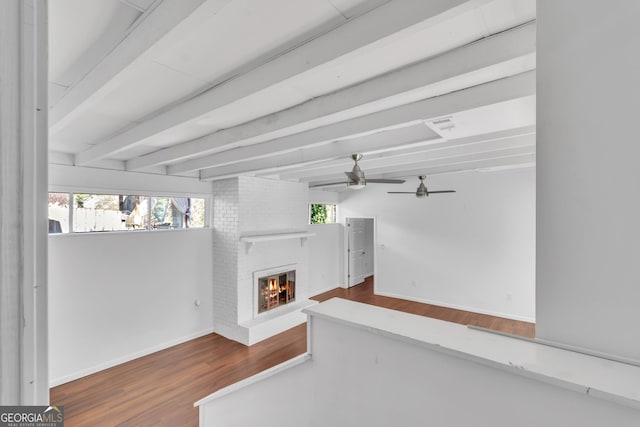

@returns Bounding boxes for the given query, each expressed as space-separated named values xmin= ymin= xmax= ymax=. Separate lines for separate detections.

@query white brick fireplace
xmin=212 ymin=176 xmax=317 ymax=345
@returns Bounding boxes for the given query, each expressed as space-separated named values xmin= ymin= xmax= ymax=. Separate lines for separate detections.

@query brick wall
xmin=238 ymin=176 xmax=308 ymax=233
xmin=212 ymin=176 xmax=310 ymax=344
xmin=211 ymin=179 xmax=240 ymax=339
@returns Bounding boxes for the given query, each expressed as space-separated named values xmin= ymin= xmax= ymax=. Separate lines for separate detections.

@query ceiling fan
xmin=310 ymin=154 xmax=405 ymax=189
xmin=388 ymin=176 xmax=456 ymax=198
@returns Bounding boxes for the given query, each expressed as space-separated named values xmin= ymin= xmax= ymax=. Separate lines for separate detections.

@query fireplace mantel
xmin=239 ymin=231 xmax=315 ymax=253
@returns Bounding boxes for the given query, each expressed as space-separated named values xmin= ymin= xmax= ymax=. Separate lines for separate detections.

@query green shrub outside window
xmin=310 ymin=204 xmax=336 ymax=224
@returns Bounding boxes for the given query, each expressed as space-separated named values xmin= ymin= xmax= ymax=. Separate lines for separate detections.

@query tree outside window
xmin=310 ymin=204 xmax=336 ymax=224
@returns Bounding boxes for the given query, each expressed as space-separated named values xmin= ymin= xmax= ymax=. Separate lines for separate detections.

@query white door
xmin=347 ymin=218 xmax=372 ymax=287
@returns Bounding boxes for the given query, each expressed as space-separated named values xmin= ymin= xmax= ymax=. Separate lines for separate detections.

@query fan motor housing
xmin=416 ymin=182 xmax=428 ymax=197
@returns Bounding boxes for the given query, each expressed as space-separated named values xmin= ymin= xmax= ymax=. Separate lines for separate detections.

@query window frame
xmin=48 ymin=190 xmax=210 ymax=235
xmin=309 ymin=203 xmax=337 ymax=225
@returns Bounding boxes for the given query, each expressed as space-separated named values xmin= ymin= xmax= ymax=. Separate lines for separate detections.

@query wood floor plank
xmin=50 ymin=277 xmax=534 ymax=426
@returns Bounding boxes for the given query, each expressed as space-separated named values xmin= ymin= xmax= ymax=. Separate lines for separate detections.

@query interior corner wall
xmin=48 ymin=229 xmax=214 ymax=386
xmin=211 ymin=178 xmax=241 ymax=341
xmin=536 ymin=1 xmax=640 ymax=361
xmin=339 ymin=169 xmax=536 ymax=322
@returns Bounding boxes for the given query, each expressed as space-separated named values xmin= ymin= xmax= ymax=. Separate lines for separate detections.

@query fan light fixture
xmin=309 ymin=153 xmax=405 ymax=189
xmin=416 ymin=179 xmax=429 ymax=198
xmin=388 ymin=176 xmax=456 ymax=198
xmin=347 ymin=181 xmax=366 ymax=189
xmin=346 ymin=154 xmax=366 ymax=189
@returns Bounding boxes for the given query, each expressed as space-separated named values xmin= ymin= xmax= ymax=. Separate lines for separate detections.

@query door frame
xmin=343 ymin=216 xmax=377 ymax=291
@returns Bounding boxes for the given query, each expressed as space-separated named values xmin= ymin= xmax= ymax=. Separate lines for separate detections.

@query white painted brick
xmin=212 ymin=176 xmax=312 ymax=344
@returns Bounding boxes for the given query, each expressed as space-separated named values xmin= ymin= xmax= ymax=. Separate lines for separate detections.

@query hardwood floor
xmin=50 ymin=326 xmax=307 ymax=427
xmin=313 ymin=277 xmax=535 ymax=338
xmin=50 ymin=277 xmax=534 ymax=426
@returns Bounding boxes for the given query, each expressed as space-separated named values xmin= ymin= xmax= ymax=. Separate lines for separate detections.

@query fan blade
xmin=309 ymin=181 xmax=346 ymax=188
xmin=344 ymin=171 xmax=360 ymax=181
xmin=426 ymin=190 xmax=456 ymax=194
xmin=387 ymin=192 xmax=415 ymax=194
xmin=368 ymin=179 xmax=406 ymax=184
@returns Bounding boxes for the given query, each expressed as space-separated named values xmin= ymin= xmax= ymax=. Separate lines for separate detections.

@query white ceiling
xmin=48 ymin=0 xmax=536 ymax=188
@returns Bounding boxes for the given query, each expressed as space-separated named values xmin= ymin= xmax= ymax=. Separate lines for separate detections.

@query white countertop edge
xmin=303 ymin=298 xmax=640 ymax=410
xmin=194 ymin=353 xmax=312 ymax=407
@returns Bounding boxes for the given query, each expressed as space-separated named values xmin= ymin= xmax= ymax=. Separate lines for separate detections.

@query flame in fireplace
xmin=257 ymin=270 xmax=296 ymax=314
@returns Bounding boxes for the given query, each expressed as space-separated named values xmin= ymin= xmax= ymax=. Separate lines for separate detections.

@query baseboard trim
xmin=375 ymin=290 xmax=536 ymax=323
xmin=49 ymin=327 xmax=215 ymax=388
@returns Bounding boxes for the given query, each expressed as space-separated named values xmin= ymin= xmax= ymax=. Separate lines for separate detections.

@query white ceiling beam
xmin=127 ymin=20 xmax=536 ymax=171
xmin=274 ymin=130 xmax=535 ymax=180
xmin=75 ymin=0 xmax=487 ymax=166
xmin=286 ymin=135 xmax=535 ymax=182
xmin=181 ymin=71 xmax=535 ymax=176
xmin=199 ymin=123 xmax=441 ymax=180
xmin=49 ymin=0 xmax=213 ymax=132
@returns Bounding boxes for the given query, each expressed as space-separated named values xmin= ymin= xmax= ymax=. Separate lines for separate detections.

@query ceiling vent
xmin=429 ymin=116 xmax=455 ymax=131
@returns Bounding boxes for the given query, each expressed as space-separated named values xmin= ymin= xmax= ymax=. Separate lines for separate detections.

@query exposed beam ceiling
xmin=127 ymin=20 xmax=535 ymax=172
xmin=48 ymin=0 xmax=538 ymax=188
xmin=274 ymin=129 xmax=534 ymax=179
xmin=49 ymin=0 xmax=213 ymax=131
xmin=194 ymin=71 xmax=534 ymax=176
xmin=74 ymin=0 xmax=480 ymax=166
xmin=199 ymin=123 xmax=442 ymax=180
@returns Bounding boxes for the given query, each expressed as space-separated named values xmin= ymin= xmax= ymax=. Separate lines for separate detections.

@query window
xmin=73 ymin=194 xmax=148 ymax=232
xmin=190 ymin=198 xmax=206 ymax=228
xmin=48 ymin=192 xmax=70 ymax=233
xmin=48 ymin=192 xmax=207 ymax=233
xmin=310 ymin=204 xmax=336 ymax=224
xmin=150 ymin=197 xmax=205 ymax=229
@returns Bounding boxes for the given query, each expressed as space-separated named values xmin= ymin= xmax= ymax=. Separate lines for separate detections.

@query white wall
xmin=308 ymin=189 xmax=342 ymax=294
xmin=308 ymin=316 xmax=640 ymax=427
xmin=199 ymin=302 xmax=640 ymax=426
xmin=307 ymin=223 xmax=342 ymax=294
xmin=48 ymin=165 xmax=214 ymax=386
xmin=49 ymin=229 xmax=213 ymax=386
xmin=536 ymin=1 xmax=640 ymax=361
xmin=339 ymin=168 xmax=536 ymax=321
xmin=308 ymin=189 xmax=339 ymax=205
xmin=198 ymin=357 xmax=314 ymax=427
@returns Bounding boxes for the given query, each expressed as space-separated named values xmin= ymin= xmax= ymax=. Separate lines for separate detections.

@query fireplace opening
xmin=257 ymin=270 xmax=295 ymax=314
